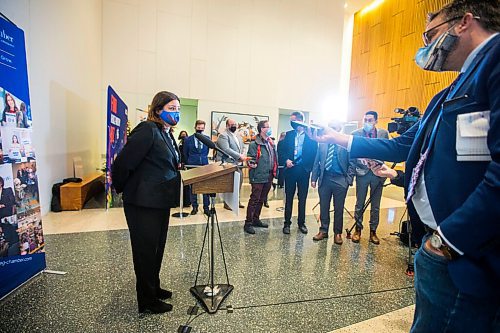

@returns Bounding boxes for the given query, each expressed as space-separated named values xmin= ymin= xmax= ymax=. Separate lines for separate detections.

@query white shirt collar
xmin=461 ymin=32 xmax=498 ymax=73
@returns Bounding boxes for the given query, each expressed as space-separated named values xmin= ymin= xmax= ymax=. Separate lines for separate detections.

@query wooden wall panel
xmin=348 ymin=0 xmax=458 ymax=126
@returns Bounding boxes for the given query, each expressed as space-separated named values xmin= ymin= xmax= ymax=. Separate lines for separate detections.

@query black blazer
xmin=112 ymin=121 xmax=180 ymax=209
xmin=0 ymin=187 xmax=15 ymax=219
xmin=277 ymin=130 xmax=318 ymax=173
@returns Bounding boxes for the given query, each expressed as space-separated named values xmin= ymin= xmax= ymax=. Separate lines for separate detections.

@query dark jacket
xmin=311 ymin=143 xmax=355 ymax=188
xmin=350 ymin=35 xmax=500 ymax=297
xmin=183 ymin=134 xmax=210 ymax=166
xmin=0 ymin=187 xmax=15 ymax=219
xmin=247 ymin=135 xmax=277 ymax=184
xmin=111 ymin=121 xmax=180 ymax=209
xmin=277 ymin=129 xmax=318 ymax=173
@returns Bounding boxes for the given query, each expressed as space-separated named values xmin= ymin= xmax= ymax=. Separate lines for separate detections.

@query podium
xmin=181 ymin=163 xmax=237 ymax=314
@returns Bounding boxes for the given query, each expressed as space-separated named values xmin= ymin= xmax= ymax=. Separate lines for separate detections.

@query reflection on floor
xmin=0 ymin=183 xmax=416 ymax=332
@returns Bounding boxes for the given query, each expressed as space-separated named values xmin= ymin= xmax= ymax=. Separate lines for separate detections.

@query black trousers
xmin=284 ymin=166 xmax=310 ymax=226
xmin=124 ymin=203 xmax=170 ymax=309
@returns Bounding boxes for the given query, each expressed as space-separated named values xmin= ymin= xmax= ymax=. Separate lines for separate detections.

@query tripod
xmin=345 ymin=180 xmax=390 ymax=239
xmin=190 ymin=193 xmax=233 ymax=314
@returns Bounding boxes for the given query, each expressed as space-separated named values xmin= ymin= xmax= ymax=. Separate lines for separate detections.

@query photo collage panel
xmin=0 ymin=88 xmax=41 ymax=258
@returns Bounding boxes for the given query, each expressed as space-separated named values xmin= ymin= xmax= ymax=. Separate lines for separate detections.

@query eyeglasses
xmin=165 ymin=106 xmax=181 ymax=112
xmin=422 ymin=16 xmax=462 ymax=46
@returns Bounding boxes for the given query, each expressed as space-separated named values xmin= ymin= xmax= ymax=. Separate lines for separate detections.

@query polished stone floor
xmin=0 ymin=200 xmax=416 ymax=332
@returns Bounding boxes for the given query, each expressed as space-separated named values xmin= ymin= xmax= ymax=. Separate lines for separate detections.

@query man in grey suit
xmin=311 ymin=123 xmax=355 ymax=245
xmin=216 ymin=118 xmax=247 ymax=209
xmin=351 ymin=111 xmax=389 ymax=245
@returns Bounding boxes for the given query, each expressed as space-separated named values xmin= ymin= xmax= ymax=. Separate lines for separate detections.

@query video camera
xmin=387 ymin=106 xmax=420 ymax=134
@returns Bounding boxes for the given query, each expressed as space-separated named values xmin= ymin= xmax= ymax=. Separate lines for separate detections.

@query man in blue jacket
xmin=310 ymin=1 xmax=499 ymax=331
xmin=184 ymin=120 xmax=210 ymax=215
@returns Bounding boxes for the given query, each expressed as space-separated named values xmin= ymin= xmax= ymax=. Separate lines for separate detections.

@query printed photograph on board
xmin=1 ymin=127 xmax=35 ymax=163
xmin=11 ymin=161 xmax=39 ymax=214
xmin=0 ymin=88 xmax=31 ymax=129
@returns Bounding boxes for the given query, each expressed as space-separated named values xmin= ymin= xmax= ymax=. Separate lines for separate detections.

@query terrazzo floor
xmin=0 ymin=182 xmax=417 ymax=332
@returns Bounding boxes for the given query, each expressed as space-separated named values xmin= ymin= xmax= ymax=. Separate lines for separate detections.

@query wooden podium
xmin=181 ymin=163 xmax=237 ymax=314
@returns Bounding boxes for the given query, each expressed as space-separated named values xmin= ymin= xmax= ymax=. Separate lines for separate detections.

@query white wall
xmin=1 ymin=0 xmax=348 ymax=215
xmin=101 ymin=0 xmax=345 ymax=138
xmin=0 ymin=0 xmax=102 ymax=214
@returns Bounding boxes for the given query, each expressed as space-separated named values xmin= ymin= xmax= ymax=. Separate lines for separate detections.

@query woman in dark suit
xmin=0 ymin=176 xmax=16 ymax=219
xmin=112 ymin=91 xmax=181 ymax=314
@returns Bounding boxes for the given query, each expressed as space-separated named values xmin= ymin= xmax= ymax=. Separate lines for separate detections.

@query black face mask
xmin=229 ymin=126 xmax=237 ymax=133
xmin=179 ymin=136 xmax=186 ymax=140
xmin=196 ymin=129 xmax=204 ymax=134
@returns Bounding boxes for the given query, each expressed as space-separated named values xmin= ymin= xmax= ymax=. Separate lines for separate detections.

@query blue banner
xmin=106 ymin=86 xmax=128 ymax=208
xmin=0 ymin=18 xmax=45 ymax=299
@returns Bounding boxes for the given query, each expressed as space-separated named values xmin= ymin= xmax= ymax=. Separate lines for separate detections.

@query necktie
xmin=324 ymin=144 xmax=336 ymax=171
xmin=406 ymin=73 xmax=463 ymax=203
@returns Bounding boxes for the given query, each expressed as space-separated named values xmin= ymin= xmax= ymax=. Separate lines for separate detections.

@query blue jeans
xmin=411 ymin=236 xmax=500 ymax=332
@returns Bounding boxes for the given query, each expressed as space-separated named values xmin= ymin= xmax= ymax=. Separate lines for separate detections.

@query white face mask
xmin=415 ymin=27 xmax=458 ymax=72
xmin=363 ymin=123 xmax=374 ymax=132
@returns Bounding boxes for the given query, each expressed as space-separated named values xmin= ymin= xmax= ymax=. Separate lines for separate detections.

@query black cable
xmin=221 ymin=286 xmax=413 ymax=311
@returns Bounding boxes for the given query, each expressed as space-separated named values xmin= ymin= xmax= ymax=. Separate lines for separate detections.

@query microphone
xmin=194 ymin=133 xmax=234 ymax=162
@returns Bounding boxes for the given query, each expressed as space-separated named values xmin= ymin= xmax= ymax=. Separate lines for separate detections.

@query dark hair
xmin=147 ymin=91 xmax=180 ymax=126
xmin=365 ymin=110 xmax=378 ymax=120
xmin=195 ymin=120 xmax=206 ymax=127
xmin=3 ymin=92 xmax=18 ymax=113
xmin=429 ymin=0 xmax=500 ymax=32
xmin=178 ymin=130 xmax=188 ymax=140
xmin=257 ymin=120 xmax=269 ymax=133
xmin=291 ymin=111 xmax=304 ymax=121
xmin=0 ymin=176 xmax=4 ymax=187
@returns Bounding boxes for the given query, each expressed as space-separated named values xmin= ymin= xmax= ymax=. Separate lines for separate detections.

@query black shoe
xmin=224 ymin=203 xmax=232 ymax=211
xmin=263 ymin=201 xmax=269 ymax=208
xmin=253 ymin=220 xmax=269 ymax=228
xmin=298 ymin=224 xmax=308 ymax=234
xmin=203 ymin=209 xmax=210 ymax=216
xmin=239 ymin=203 xmax=245 ymax=209
xmin=190 ymin=208 xmax=198 ymax=215
xmin=138 ymin=300 xmax=173 ymax=314
xmin=244 ymin=224 xmax=255 ymax=234
xmin=283 ymin=226 xmax=290 ymax=234
xmin=156 ymin=288 xmax=172 ymax=300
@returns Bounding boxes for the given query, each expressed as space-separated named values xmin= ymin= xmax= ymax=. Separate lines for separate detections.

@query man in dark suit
xmin=311 ymin=123 xmax=355 ymax=245
xmin=183 ymin=120 xmax=210 ymax=216
xmin=278 ymin=111 xmax=318 ymax=234
xmin=351 ymin=111 xmax=389 ymax=245
xmin=311 ymin=1 xmax=499 ymax=330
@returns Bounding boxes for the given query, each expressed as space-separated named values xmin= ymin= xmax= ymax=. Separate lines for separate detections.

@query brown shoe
xmin=351 ymin=229 xmax=361 ymax=243
xmin=370 ymin=230 xmax=380 ymax=245
xmin=334 ymin=234 xmax=343 ymax=245
xmin=313 ymin=231 xmax=328 ymax=241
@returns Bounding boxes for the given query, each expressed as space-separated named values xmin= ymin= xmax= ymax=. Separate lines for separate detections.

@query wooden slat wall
xmin=348 ymin=0 xmax=458 ymax=128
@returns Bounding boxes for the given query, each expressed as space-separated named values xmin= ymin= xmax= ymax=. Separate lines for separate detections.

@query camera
xmin=387 ymin=107 xmax=420 ymax=134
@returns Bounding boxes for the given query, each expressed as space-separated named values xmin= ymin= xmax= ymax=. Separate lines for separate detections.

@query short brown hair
xmin=147 ymin=91 xmax=180 ymax=125
xmin=429 ymin=0 xmax=500 ymax=32
xmin=195 ymin=120 xmax=206 ymax=127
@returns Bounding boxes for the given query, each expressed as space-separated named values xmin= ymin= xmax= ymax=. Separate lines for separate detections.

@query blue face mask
xmin=415 ymin=29 xmax=458 ymax=72
xmin=266 ymin=128 xmax=272 ymax=137
xmin=363 ymin=123 xmax=374 ymax=132
xmin=160 ymin=111 xmax=180 ymax=126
